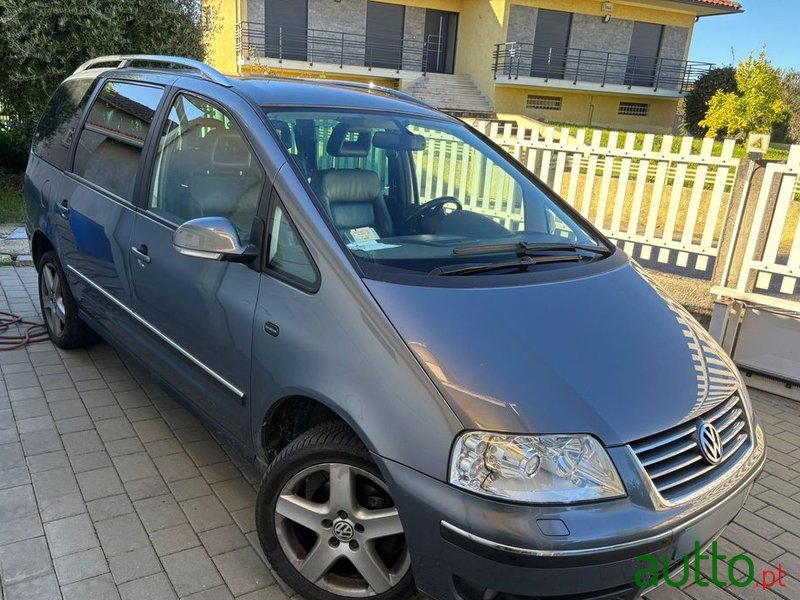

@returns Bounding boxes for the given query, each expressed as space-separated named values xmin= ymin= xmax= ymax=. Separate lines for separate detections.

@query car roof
xmin=228 ymin=77 xmax=446 ymax=119
xmin=68 ymin=56 xmax=447 ymax=120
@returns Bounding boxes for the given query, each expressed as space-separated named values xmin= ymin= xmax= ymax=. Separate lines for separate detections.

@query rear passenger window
xmin=33 ymin=78 xmax=99 ymax=170
xmin=73 ymin=81 xmax=164 ymax=202
xmin=148 ymin=94 xmax=265 ymax=244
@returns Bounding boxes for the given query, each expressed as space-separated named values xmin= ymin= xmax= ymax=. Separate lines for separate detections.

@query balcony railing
xmin=236 ymin=22 xmax=449 ymax=74
xmin=493 ymin=42 xmax=714 ymax=93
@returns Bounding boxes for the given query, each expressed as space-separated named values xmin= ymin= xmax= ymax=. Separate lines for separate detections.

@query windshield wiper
xmin=429 ymin=254 xmax=583 ymax=276
xmin=452 ymin=241 xmax=612 ymax=257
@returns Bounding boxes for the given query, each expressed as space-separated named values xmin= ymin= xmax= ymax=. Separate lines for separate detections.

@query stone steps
xmin=404 ymin=74 xmax=495 ymax=117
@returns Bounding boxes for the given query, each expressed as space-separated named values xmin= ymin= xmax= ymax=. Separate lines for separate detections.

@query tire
xmin=256 ymin=423 xmax=415 ymax=600
xmin=38 ymin=250 xmax=95 ymax=349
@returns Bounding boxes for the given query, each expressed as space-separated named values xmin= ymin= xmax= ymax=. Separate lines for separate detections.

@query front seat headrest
xmin=326 ymin=123 xmax=372 ymax=157
xmin=315 ymin=169 xmax=382 ymax=205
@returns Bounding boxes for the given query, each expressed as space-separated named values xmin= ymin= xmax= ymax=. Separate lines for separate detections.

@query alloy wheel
xmin=40 ymin=263 xmax=66 ymax=337
xmin=274 ymin=462 xmax=411 ymax=597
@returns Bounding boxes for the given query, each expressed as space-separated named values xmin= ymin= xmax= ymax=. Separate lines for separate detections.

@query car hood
xmin=364 ymin=260 xmax=742 ymax=446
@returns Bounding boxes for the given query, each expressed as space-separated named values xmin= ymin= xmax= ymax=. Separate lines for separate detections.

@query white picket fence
xmin=736 ymin=145 xmax=800 ymax=299
xmin=471 ymin=122 xmax=741 ymax=273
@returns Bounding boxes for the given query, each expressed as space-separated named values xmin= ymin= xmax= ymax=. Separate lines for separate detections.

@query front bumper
xmin=376 ymin=423 xmax=766 ymax=600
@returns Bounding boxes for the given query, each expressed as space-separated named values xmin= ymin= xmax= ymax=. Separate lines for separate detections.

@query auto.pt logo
xmin=636 ymin=541 xmax=788 ymax=591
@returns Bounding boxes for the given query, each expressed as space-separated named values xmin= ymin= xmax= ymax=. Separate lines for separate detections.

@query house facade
xmin=203 ymin=0 xmax=741 ymax=132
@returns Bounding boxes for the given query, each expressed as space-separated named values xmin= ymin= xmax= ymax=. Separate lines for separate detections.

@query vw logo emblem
xmin=333 ymin=520 xmax=355 ymax=542
xmin=697 ymin=422 xmax=723 ymax=465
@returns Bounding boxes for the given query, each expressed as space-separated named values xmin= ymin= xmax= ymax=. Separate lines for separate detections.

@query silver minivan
xmin=26 ymin=56 xmax=765 ymax=600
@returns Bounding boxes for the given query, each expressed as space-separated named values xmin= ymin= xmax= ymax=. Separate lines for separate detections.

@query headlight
xmin=449 ymin=432 xmax=626 ymax=503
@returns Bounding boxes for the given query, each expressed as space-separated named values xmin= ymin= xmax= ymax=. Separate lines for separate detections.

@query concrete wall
xmin=307 ymin=0 xmax=368 ymax=64
xmin=506 ymin=5 xmax=537 ymax=45
xmin=494 ymin=85 xmax=679 ymax=133
xmin=661 ymin=25 xmax=691 ymax=62
xmin=403 ymin=7 xmax=427 ymax=71
xmin=247 ymin=0 xmax=265 ymax=26
xmin=567 ymin=14 xmax=634 ymax=85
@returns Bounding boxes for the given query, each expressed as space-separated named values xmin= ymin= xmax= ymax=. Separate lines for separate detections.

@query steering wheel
xmin=401 ymin=196 xmax=463 ymax=230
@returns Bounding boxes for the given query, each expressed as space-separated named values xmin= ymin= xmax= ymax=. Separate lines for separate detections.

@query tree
xmin=0 ymin=0 xmax=208 ymax=170
xmin=682 ymin=66 xmax=737 ymax=137
xmin=775 ymin=69 xmax=800 ymax=144
xmin=700 ymin=50 xmax=789 ymax=139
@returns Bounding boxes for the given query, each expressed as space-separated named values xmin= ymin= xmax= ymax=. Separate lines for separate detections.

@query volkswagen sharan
xmin=25 ymin=56 xmax=765 ymax=600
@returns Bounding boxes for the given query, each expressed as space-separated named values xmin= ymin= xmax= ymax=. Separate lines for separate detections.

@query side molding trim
xmin=66 ymin=265 xmax=246 ymax=400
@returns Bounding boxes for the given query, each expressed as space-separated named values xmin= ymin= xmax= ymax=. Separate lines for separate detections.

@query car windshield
xmin=265 ymin=108 xmax=608 ymax=277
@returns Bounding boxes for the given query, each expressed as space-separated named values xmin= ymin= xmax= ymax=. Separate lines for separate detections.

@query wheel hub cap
xmin=332 ymin=519 xmax=355 ymax=542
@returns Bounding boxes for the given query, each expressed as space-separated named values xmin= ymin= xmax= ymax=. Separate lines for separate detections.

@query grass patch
xmin=0 ymin=173 xmax=25 ymax=224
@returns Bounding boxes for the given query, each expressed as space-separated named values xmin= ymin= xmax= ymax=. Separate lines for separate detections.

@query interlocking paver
xmin=114 ymin=451 xmax=159 ymax=482
xmin=77 ymin=466 xmax=125 ymax=501
xmin=162 ymin=547 xmax=224 ymax=597
xmin=181 ymin=495 xmax=234 ymax=532
xmin=61 ymin=573 xmax=121 ymax=600
xmin=135 ymin=494 xmax=187 ymax=532
xmin=53 ymin=547 xmax=109 ymax=585
xmin=212 ymin=478 xmax=256 ymax=513
xmin=107 ymin=545 xmax=163 ymax=585
xmin=0 ymin=537 xmax=53 ymax=584
xmin=3 ymin=572 xmax=61 ymax=600
xmin=95 ymin=513 xmax=150 ymax=557
xmin=213 ymin=546 xmax=273 ymax=596
xmin=149 ymin=523 xmax=201 ymax=557
xmin=198 ymin=524 xmax=249 ymax=557
xmin=62 ymin=430 xmax=104 ymax=456
xmin=119 ymin=572 xmax=177 ymax=600
xmin=44 ymin=513 xmax=98 ymax=558
xmin=155 ymin=452 xmax=201 ymax=483
xmin=87 ymin=493 xmax=135 ymax=523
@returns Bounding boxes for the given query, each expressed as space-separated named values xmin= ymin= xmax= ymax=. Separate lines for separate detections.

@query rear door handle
xmin=56 ymin=200 xmax=70 ymax=219
xmin=130 ymin=245 xmax=151 ymax=264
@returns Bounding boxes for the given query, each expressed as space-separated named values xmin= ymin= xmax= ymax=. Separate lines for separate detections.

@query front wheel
xmin=256 ymin=423 xmax=414 ymax=600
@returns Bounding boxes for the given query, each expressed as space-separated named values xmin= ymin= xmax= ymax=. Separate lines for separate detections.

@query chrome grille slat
xmin=715 ymin=408 xmax=743 ymax=434
xmin=705 ymin=395 xmax=739 ymax=423
xmin=630 ymin=394 xmax=752 ymax=503
xmin=630 ymin=424 xmax=695 ymax=454
xmin=649 ymin=452 xmax=703 ymax=480
xmin=640 ymin=439 xmax=697 ymax=467
xmin=721 ymin=420 xmax=745 ymax=445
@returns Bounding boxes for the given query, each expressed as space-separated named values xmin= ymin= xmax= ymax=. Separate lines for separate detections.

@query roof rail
xmin=300 ymin=78 xmax=434 ymax=110
xmin=73 ymin=55 xmax=231 ymax=87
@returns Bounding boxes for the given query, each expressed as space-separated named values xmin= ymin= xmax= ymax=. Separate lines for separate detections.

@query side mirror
xmin=173 ymin=217 xmax=257 ymax=262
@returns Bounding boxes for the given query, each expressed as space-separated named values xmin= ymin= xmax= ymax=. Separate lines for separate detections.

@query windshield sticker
xmin=349 ymin=227 xmax=380 ymax=242
xmin=346 ymin=240 xmax=400 ymax=252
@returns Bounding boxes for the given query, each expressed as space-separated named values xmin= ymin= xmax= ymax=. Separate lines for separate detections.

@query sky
xmin=688 ymin=0 xmax=797 ymax=71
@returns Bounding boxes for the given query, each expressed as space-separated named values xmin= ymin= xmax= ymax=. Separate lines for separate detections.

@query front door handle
xmin=56 ymin=200 xmax=70 ymax=219
xmin=130 ymin=245 xmax=151 ymax=264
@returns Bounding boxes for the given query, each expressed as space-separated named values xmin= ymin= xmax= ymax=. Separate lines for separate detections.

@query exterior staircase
xmin=404 ymin=73 xmax=495 ymax=118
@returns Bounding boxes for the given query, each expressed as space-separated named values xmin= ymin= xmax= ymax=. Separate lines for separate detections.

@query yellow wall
xmin=203 ymin=0 xmax=241 ymax=75
xmin=494 ymin=86 xmax=679 ymax=133
xmin=455 ymin=1 xmax=510 ymax=96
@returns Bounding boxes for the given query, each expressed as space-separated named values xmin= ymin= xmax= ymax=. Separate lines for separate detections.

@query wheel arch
xmin=258 ymin=394 xmax=373 ymax=465
xmin=31 ymin=229 xmax=55 ymax=271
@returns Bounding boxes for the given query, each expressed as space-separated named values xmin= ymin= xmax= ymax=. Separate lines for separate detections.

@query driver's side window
xmin=148 ymin=94 xmax=265 ymax=244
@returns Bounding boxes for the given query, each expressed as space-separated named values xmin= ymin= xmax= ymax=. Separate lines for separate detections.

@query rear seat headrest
xmin=211 ymin=132 xmax=252 ymax=169
xmin=326 ymin=123 xmax=372 ymax=158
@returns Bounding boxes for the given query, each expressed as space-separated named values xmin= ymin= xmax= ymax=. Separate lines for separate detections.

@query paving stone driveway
xmin=0 ymin=265 xmax=798 ymax=600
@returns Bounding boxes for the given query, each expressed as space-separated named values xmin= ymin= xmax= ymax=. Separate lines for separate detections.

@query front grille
xmin=630 ymin=394 xmax=751 ymax=503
